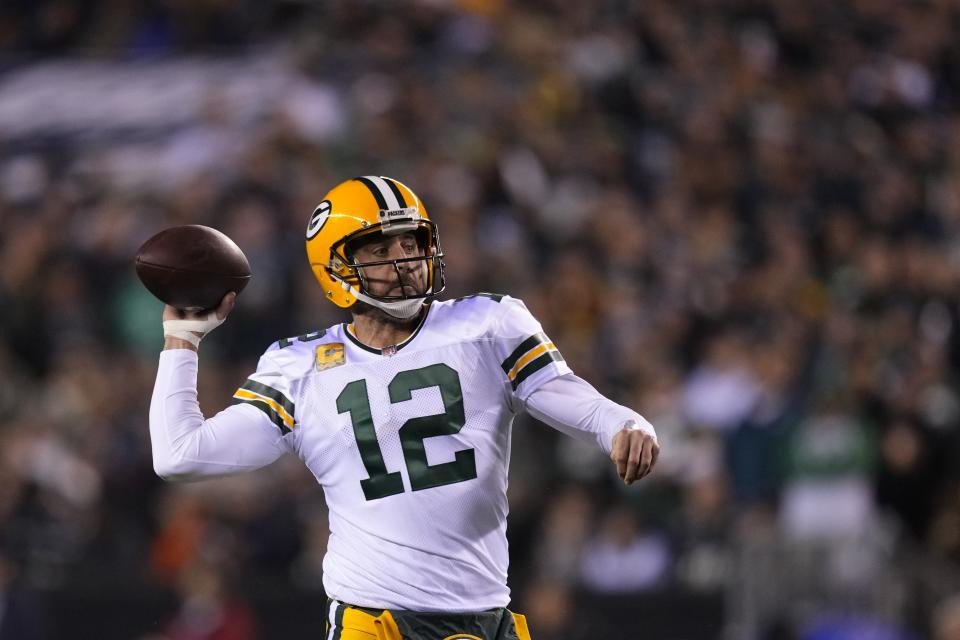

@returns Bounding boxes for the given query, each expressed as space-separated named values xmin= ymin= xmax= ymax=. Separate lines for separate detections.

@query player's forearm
xmin=523 ymin=374 xmax=656 ymax=454
xmin=150 ymin=350 xmax=287 ymax=480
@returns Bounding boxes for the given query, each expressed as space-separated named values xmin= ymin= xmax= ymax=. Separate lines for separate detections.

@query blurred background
xmin=2 ymin=0 xmax=960 ymax=638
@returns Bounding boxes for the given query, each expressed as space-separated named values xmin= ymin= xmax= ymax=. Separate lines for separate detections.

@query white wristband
xmin=163 ymin=312 xmax=225 ymax=347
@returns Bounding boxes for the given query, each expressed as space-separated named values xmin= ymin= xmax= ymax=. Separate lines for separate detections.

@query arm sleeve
xmin=491 ymin=296 xmax=572 ymax=402
xmin=523 ymin=373 xmax=657 ymax=455
xmin=149 ymin=348 xmax=294 ymax=481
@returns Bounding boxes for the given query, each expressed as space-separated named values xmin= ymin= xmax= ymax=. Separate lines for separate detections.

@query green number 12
xmin=336 ymin=363 xmax=477 ymax=501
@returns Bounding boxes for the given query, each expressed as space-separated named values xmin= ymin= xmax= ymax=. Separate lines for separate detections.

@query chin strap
xmin=163 ymin=311 xmax=225 ymax=347
xmin=352 ymin=288 xmax=427 ymax=320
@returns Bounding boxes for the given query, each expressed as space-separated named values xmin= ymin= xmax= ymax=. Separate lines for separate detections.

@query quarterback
xmin=150 ymin=176 xmax=659 ymax=640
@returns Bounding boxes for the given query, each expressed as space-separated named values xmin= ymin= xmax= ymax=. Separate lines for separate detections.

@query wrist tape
xmin=163 ymin=312 xmax=225 ymax=347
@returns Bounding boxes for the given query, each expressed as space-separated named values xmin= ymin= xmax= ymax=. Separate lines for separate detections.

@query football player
xmin=151 ymin=176 xmax=659 ymax=640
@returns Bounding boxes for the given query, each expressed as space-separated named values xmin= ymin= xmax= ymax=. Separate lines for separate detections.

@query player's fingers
xmin=610 ymin=430 xmax=628 ymax=479
xmin=624 ymin=433 xmax=643 ymax=485
xmin=216 ymin=291 xmax=237 ymax=320
xmin=162 ymin=304 xmax=186 ymax=322
xmin=637 ymin=438 xmax=655 ymax=479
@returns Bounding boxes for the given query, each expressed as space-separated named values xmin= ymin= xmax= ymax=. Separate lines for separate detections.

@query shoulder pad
xmin=275 ymin=329 xmax=329 ymax=350
xmin=423 ymin=293 xmax=511 ymax=342
xmin=259 ymin=329 xmax=332 ymax=379
xmin=451 ymin=292 xmax=507 ymax=305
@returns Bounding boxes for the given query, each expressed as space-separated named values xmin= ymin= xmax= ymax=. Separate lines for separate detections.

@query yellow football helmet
xmin=305 ymin=176 xmax=445 ymax=319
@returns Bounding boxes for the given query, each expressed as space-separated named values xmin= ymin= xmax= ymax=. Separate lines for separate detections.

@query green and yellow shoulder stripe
xmin=231 ymin=379 xmax=296 ymax=435
xmin=501 ymin=331 xmax=565 ymax=390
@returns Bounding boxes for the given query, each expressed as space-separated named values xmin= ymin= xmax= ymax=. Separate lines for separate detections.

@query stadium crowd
xmin=3 ymin=0 xmax=960 ymax=638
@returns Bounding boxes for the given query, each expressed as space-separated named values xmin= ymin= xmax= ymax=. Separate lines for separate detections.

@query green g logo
xmin=306 ymin=200 xmax=331 ymax=239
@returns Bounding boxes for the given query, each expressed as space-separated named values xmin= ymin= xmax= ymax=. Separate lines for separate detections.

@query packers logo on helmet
xmin=306 ymin=200 xmax=331 ymax=239
xmin=305 ymin=176 xmax=446 ymax=319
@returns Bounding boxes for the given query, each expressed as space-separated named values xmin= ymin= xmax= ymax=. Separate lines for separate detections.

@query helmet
xmin=305 ymin=176 xmax=445 ymax=319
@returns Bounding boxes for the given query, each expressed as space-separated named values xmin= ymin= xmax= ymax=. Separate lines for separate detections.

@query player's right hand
xmin=162 ymin=291 xmax=236 ymax=350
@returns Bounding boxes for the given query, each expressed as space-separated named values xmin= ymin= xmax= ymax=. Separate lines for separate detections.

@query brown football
xmin=134 ymin=225 xmax=251 ymax=311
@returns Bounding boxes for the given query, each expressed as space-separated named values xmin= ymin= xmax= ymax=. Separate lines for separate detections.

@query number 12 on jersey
xmin=336 ymin=364 xmax=478 ymax=500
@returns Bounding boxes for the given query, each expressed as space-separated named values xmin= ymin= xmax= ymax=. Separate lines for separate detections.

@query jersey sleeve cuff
xmin=501 ymin=330 xmax=571 ymax=400
xmin=160 ymin=348 xmax=200 ymax=362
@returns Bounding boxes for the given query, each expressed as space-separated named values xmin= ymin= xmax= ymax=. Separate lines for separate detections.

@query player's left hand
xmin=610 ymin=423 xmax=659 ymax=486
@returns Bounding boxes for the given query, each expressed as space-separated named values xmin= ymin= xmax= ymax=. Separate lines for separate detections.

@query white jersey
xmin=238 ymin=294 xmax=566 ymax=610
xmin=151 ymin=293 xmax=654 ymax=612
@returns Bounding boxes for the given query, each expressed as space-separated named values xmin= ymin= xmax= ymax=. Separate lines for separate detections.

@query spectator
xmin=933 ymin=594 xmax=960 ymax=640
xmin=163 ymin=560 xmax=257 ymax=640
xmin=579 ymin=505 xmax=672 ymax=593
xmin=0 ymin=543 xmax=48 ymax=640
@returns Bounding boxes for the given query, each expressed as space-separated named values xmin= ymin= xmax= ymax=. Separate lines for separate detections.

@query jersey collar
xmin=343 ymin=305 xmax=431 ymax=356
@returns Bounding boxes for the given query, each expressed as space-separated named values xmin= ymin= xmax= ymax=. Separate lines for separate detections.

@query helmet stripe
xmin=353 ymin=176 xmax=389 ymax=210
xmin=366 ymin=175 xmax=402 ymax=210
xmin=381 ymin=177 xmax=408 ymax=208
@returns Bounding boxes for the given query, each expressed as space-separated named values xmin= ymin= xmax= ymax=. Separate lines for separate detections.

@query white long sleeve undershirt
xmin=522 ymin=373 xmax=656 ymax=455
xmin=150 ymin=349 xmax=289 ymax=481
xmin=150 ymin=350 xmax=656 ymax=481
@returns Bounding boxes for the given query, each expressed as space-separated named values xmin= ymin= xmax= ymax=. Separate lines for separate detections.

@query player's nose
xmin=384 ymin=237 xmax=406 ymax=257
